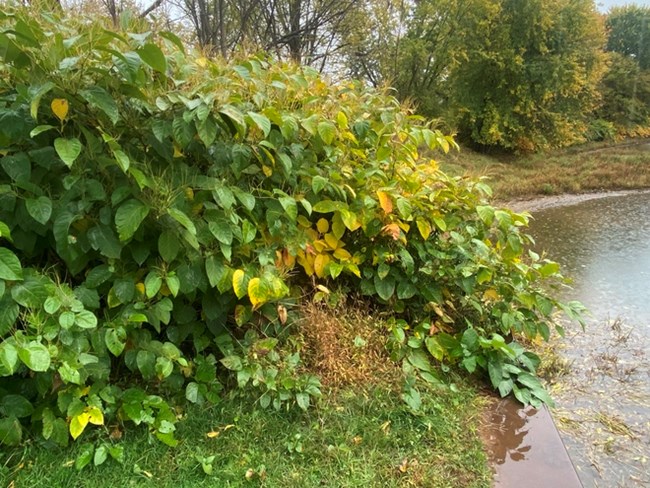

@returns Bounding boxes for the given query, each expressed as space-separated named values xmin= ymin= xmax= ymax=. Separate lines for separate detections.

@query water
xmin=526 ymin=191 xmax=650 ymax=487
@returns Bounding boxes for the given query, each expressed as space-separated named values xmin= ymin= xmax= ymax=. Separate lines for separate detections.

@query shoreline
xmin=503 ymin=187 xmax=650 ymax=213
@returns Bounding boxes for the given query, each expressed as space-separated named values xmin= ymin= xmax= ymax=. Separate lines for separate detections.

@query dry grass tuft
xmin=298 ymin=300 xmax=402 ymax=389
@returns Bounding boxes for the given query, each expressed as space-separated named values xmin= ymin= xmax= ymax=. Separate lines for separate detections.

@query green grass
xmin=1 ymin=384 xmax=490 ymax=488
xmin=438 ymin=139 xmax=650 ymax=200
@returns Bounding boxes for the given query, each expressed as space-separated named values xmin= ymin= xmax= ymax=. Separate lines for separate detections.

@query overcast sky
xmin=596 ymin=0 xmax=650 ymax=12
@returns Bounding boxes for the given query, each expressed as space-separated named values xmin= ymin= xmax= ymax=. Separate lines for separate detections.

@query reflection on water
xmin=526 ymin=191 xmax=650 ymax=487
xmin=485 ymin=400 xmax=582 ymax=488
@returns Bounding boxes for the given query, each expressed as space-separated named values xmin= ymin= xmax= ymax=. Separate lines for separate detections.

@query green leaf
xmin=0 ymin=416 xmax=22 ymax=446
xmin=165 ymin=275 xmax=180 ymax=297
xmin=0 ymin=394 xmax=33 ymax=418
xmin=145 ymin=272 xmax=162 ymax=298
xmin=167 ymin=208 xmax=196 ymax=235
xmin=295 ymin=392 xmax=310 ymax=411
xmin=136 ymin=43 xmax=167 ymax=74
xmin=136 ymin=350 xmax=156 ymax=379
xmin=312 ymin=175 xmax=328 ymax=194
xmin=11 ymin=274 xmax=50 ymax=308
xmin=29 ymin=82 xmax=55 ymax=121
xmin=373 ymin=274 xmax=395 ymax=301
xmin=25 ymin=196 xmax=52 ymax=225
xmin=279 ymin=196 xmax=298 ymax=221
xmin=208 ymin=220 xmax=233 ymax=245
xmin=115 ymin=199 xmax=150 ymax=241
xmin=105 ymin=328 xmax=126 ymax=356
xmin=158 ymin=230 xmax=180 ymax=262
xmin=75 ymin=310 xmax=97 ymax=329
xmin=1 ymin=153 xmax=30 ymax=183
xmin=94 ymin=444 xmax=108 ymax=466
xmin=18 ymin=341 xmax=51 ymax=372
xmin=0 ymin=341 xmax=19 ymax=375
xmin=0 ymin=247 xmax=23 ymax=281
xmin=220 ymin=355 xmax=242 ymax=371
xmin=54 ymin=138 xmax=82 ymax=168
xmin=30 ymin=125 xmax=56 ymax=138
xmin=407 ymin=350 xmax=432 ymax=372
xmin=59 ymin=311 xmax=75 ymax=329
xmin=80 ymin=86 xmax=120 ymax=125
xmin=317 ymin=121 xmax=336 ymax=145
xmin=75 ymin=443 xmax=93 ymax=469
xmin=247 ymin=112 xmax=271 ymax=136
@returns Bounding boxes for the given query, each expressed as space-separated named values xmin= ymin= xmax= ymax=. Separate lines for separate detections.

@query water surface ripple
xmin=526 ymin=191 xmax=650 ymax=487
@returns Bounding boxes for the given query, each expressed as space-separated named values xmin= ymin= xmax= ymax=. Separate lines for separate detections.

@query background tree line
xmin=54 ymin=0 xmax=650 ymax=151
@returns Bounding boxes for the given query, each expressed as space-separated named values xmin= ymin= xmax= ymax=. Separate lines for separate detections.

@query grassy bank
xmin=438 ymin=140 xmax=650 ymax=200
xmin=1 ymin=385 xmax=490 ymax=488
xmin=0 ymin=305 xmax=491 ymax=488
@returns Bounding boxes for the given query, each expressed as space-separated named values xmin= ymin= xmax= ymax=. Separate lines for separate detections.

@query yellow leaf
xmin=51 ymin=98 xmax=69 ymax=122
xmin=262 ymin=165 xmax=273 ymax=177
xmin=247 ymin=277 xmax=266 ymax=309
xmin=135 ymin=282 xmax=145 ymax=296
xmin=86 ymin=406 xmax=104 ymax=425
xmin=206 ymin=431 xmax=220 ymax=438
xmin=196 ymin=57 xmax=208 ymax=67
xmin=313 ymin=239 xmax=327 ymax=253
xmin=324 ymin=233 xmax=339 ymax=250
xmin=173 ymin=145 xmax=183 ymax=158
xmin=313 ymin=253 xmax=330 ymax=278
xmin=377 ymin=190 xmax=393 ymax=214
xmin=316 ymin=218 xmax=329 ymax=234
xmin=333 ymin=247 xmax=352 ymax=261
xmin=69 ymin=413 xmax=89 ymax=440
xmin=483 ymin=288 xmax=499 ymax=301
xmin=232 ymin=269 xmax=247 ymax=299
xmin=416 ymin=219 xmax=432 ymax=240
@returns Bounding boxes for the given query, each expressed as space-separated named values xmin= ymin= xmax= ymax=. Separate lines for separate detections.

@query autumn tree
xmin=451 ymin=0 xmax=606 ymax=151
xmin=606 ymin=5 xmax=650 ymax=70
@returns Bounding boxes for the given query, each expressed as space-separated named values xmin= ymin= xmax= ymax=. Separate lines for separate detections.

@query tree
xmin=451 ymin=0 xmax=606 ymax=151
xmin=606 ymin=5 xmax=650 ymax=70
xmin=175 ymin=0 xmax=357 ymax=67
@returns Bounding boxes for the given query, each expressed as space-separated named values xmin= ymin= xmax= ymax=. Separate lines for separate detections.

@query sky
xmin=596 ymin=0 xmax=650 ymax=11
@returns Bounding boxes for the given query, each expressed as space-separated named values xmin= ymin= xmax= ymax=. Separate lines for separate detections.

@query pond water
xmin=526 ymin=191 xmax=650 ymax=487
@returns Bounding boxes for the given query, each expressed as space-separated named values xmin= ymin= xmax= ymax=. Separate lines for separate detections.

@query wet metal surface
xmin=486 ymin=399 xmax=582 ymax=488
xmin=524 ymin=191 xmax=650 ymax=487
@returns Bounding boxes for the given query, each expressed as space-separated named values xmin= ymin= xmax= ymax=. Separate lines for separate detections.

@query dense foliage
xmin=0 ymin=8 xmax=582 ymax=449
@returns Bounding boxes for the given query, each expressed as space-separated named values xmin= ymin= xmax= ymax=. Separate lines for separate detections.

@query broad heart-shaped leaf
xmin=136 ymin=43 xmax=167 ymax=74
xmin=69 ymin=413 xmax=89 ymax=440
xmin=232 ymin=269 xmax=248 ymax=299
xmin=25 ymin=196 xmax=52 ymax=225
xmin=317 ymin=121 xmax=336 ymax=145
xmin=80 ymin=86 xmax=119 ymax=125
xmin=75 ymin=310 xmax=98 ymax=329
xmin=158 ymin=230 xmax=180 ymax=262
xmin=0 ymin=247 xmax=23 ymax=281
xmin=18 ymin=341 xmax=51 ymax=372
xmin=105 ymin=327 xmax=126 ymax=356
xmin=0 ymin=394 xmax=33 ymax=418
xmin=50 ymin=97 xmax=68 ymax=121
xmin=247 ymin=277 xmax=269 ymax=309
xmin=0 ymin=416 xmax=22 ymax=446
xmin=11 ymin=273 xmax=51 ymax=308
xmin=0 ymin=297 xmax=20 ymax=336
xmin=54 ymin=137 xmax=82 ymax=168
xmin=115 ymin=199 xmax=150 ymax=241
xmin=373 ymin=273 xmax=396 ymax=301
xmin=247 ymin=112 xmax=271 ymax=137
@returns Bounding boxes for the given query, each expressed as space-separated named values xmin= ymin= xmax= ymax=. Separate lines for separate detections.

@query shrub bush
xmin=0 ymin=8 xmax=582 ymax=447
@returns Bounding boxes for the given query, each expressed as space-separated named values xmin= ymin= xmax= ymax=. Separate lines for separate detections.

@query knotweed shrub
xmin=0 ymin=8 xmax=582 ymax=447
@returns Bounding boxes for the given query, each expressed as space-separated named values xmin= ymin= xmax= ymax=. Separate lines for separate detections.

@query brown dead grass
xmin=438 ymin=139 xmax=650 ymax=201
xmin=298 ymin=301 xmax=403 ymax=389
